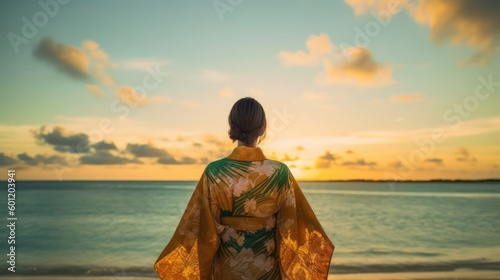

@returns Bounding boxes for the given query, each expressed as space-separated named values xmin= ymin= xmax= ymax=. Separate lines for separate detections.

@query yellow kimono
xmin=154 ymin=146 xmax=334 ymax=279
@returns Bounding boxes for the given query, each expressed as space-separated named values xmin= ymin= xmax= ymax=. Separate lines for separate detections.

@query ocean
xmin=1 ymin=181 xmax=499 ymax=277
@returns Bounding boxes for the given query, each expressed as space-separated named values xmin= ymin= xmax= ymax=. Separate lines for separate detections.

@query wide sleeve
xmin=154 ymin=170 xmax=220 ymax=280
xmin=276 ymin=168 xmax=334 ymax=280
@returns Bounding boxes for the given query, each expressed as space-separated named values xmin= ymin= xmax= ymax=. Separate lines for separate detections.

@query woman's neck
xmin=237 ymin=140 xmax=258 ymax=148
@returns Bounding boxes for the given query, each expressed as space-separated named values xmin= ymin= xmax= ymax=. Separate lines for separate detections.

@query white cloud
xmin=278 ymin=33 xmax=334 ymax=67
xmin=116 ymin=86 xmax=171 ymax=106
xmin=82 ymin=40 xmax=115 ymax=86
xmin=319 ymin=47 xmax=395 ymax=87
xmin=344 ymin=0 xmax=500 ymax=65
xmin=35 ymin=37 xmax=116 ymax=86
xmin=279 ymin=34 xmax=395 ymax=87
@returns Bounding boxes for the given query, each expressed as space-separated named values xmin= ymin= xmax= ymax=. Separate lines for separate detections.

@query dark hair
xmin=228 ymin=97 xmax=267 ymax=145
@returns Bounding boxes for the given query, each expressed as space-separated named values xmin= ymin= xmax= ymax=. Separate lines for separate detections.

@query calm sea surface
xmin=1 ymin=181 xmax=499 ymax=276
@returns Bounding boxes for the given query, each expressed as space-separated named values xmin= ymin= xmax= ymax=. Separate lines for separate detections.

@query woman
xmin=154 ymin=97 xmax=334 ymax=279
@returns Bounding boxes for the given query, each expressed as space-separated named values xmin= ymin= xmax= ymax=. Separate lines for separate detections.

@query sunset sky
xmin=1 ymin=0 xmax=499 ymax=180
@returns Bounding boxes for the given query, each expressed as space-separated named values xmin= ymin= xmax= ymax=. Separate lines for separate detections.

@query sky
xmin=0 ymin=0 xmax=499 ymax=181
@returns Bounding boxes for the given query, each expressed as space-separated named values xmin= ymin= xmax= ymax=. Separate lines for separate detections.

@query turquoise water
xmin=0 ymin=181 xmax=499 ymax=276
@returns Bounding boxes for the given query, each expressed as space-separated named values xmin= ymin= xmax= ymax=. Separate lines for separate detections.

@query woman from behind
xmin=154 ymin=97 xmax=334 ymax=279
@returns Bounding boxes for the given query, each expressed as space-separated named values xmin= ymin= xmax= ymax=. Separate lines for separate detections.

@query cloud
xmin=157 ymin=156 xmax=198 ymax=165
xmin=80 ymin=151 xmax=141 ymax=165
xmin=123 ymin=139 xmax=198 ymax=165
xmin=390 ymin=92 xmax=423 ymax=103
xmin=82 ymin=40 xmax=115 ymax=85
xmin=278 ymin=33 xmax=334 ymax=67
xmin=86 ymin=84 xmax=105 ymax=97
xmin=203 ymin=134 xmax=234 ymax=158
xmin=455 ymin=147 xmax=477 ymax=163
xmin=116 ymin=86 xmax=170 ymax=106
xmin=279 ymin=34 xmax=394 ymax=87
xmin=315 ymin=151 xmax=341 ymax=169
xmin=315 ymin=150 xmax=377 ymax=169
xmin=116 ymin=86 xmax=147 ymax=106
xmin=219 ymin=87 xmax=234 ymax=98
xmin=17 ymin=153 xmax=65 ymax=166
xmin=341 ymin=159 xmax=377 ymax=167
xmin=332 ymin=148 xmax=377 ymax=167
xmin=83 ymin=40 xmax=108 ymax=63
xmin=156 ymin=156 xmax=178 ymax=164
xmin=388 ymin=160 xmax=405 ymax=169
xmin=343 ymin=0 xmax=415 ymax=15
xmin=456 ymin=147 xmax=470 ymax=159
xmin=34 ymin=37 xmax=90 ymax=79
xmin=204 ymin=135 xmax=233 ymax=148
xmin=180 ymin=157 xmax=197 ymax=164
xmin=34 ymin=37 xmax=117 ymax=84
xmin=0 ymin=153 xmax=18 ymax=166
xmin=33 ymin=126 xmax=90 ymax=153
xmin=345 ymin=0 xmax=500 ymax=65
xmin=302 ymin=90 xmax=331 ymax=100
xmin=425 ymin=158 xmax=443 ymax=165
xmin=280 ymin=154 xmax=299 ymax=162
xmin=414 ymin=0 xmax=500 ymax=65
xmin=192 ymin=142 xmax=203 ymax=147
xmin=321 ymin=47 xmax=395 ymax=87
xmin=92 ymin=141 xmax=117 ymax=151
xmin=126 ymin=143 xmax=168 ymax=158
xmin=202 ymin=70 xmax=230 ymax=82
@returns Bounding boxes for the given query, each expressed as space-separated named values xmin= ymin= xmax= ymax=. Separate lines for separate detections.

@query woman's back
xmin=207 ymin=148 xmax=288 ymax=279
xmin=154 ymin=98 xmax=333 ymax=279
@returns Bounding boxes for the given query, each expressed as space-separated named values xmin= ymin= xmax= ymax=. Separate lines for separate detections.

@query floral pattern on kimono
xmin=154 ymin=146 xmax=334 ymax=279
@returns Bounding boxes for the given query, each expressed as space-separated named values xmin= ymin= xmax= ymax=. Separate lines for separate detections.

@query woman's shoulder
xmin=263 ymin=158 xmax=289 ymax=170
xmin=203 ymin=157 xmax=290 ymax=173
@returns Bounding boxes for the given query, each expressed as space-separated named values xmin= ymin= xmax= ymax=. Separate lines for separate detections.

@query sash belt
xmin=221 ymin=216 xmax=270 ymax=231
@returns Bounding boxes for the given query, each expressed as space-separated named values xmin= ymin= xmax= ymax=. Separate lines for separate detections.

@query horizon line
xmin=10 ymin=178 xmax=500 ymax=183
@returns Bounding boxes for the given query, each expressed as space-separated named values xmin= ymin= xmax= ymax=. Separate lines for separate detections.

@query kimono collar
xmin=227 ymin=146 xmax=267 ymax=161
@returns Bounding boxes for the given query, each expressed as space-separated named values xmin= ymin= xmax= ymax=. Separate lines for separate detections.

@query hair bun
xmin=229 ymin=127 xmax=251 ymax=144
